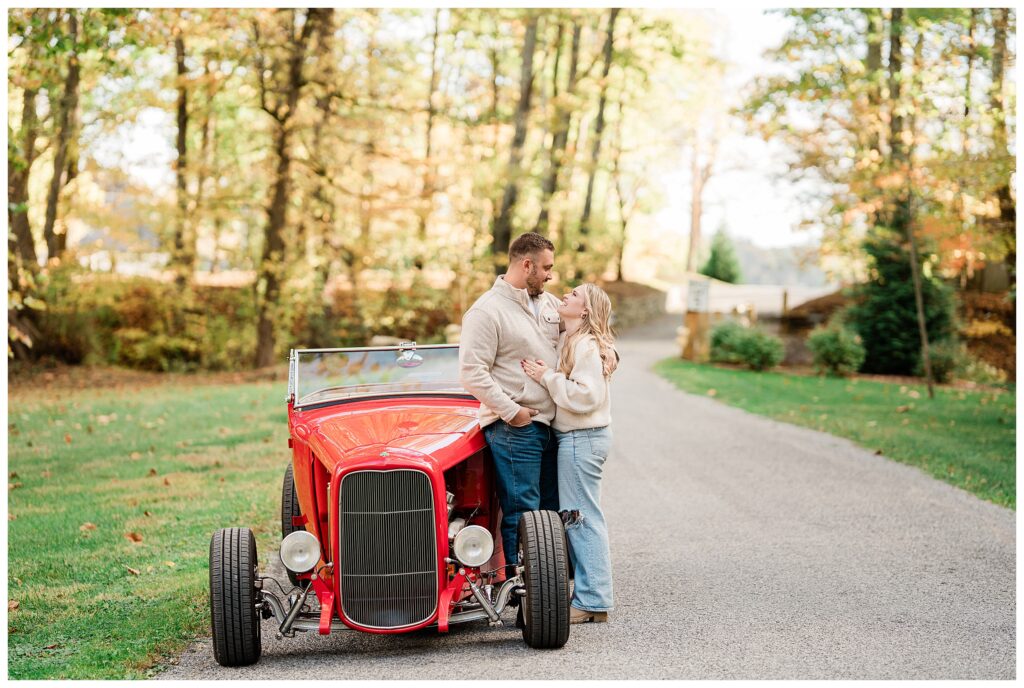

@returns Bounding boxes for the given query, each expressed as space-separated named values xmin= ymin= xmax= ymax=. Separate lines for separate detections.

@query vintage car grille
xmin=337 ymin=469 xmax=437 ymax=628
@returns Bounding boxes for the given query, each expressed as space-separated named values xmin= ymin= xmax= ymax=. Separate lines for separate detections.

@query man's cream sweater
xmin=541 ymin=333 xmax=612 ymax=432
xmin=459 ymin=276 xmax=562 ymax=428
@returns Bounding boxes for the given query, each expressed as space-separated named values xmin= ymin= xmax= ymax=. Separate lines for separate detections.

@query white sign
xmin=687 ymin=280 xmax=710 ymax=313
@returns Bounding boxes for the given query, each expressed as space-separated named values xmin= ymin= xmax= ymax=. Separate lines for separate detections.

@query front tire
xmin=281 ymin=464 xmax=302 ymax=586
xmin=209 ymin=527 xmax=262 ymax=667
xmin=518 ymin=510 xmax=570 ymax=649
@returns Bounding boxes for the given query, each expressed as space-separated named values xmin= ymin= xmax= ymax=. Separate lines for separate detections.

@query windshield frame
xmin=288 ymin=344 xmax=469 ymax=409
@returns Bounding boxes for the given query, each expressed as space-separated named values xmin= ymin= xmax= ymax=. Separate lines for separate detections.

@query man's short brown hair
xmin=509 ymin=232 xmax=555 ymax=262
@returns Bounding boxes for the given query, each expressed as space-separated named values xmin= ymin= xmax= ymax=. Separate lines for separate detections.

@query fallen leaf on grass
xmin=706 ymin=389 xmax=717 ymax=397
xmin=147 ymin=468 xmax=158 ymax=477
xmin=9 ymin=601 xmax=19 ymax=611
xmin=162 ymin=477 xmax=171 ymax=486
xmin=164 ymin=561 xmax=176 ymax=568
xmin=8 ymin=514 xmax=16 ymax=521
xmin=895 ymin=405 xmax=911 ymax=413
xmin=124 ymin=532 xmax=143 ymax=544
xmin=9 ymin=483 xmax=22 ymax=490
xmin=143 ymin=510 xmax=152 ymax=517
xmin=79 ymin=523 xmax=97 ymax=532
xmin=64 ymin=434 xmax=72 ymax=444
xmin=126 ymin=566 xmax=140 ymax=576
xmin=8 ymin=472 xmax=17 ymax=479
xmin=44 ymin=643 xmax=60 ymax=650
xmin=130 ymin=452 xmax=142 ymax=460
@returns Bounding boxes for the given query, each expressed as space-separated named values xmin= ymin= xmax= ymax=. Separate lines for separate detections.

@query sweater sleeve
xmin=540 ymin=337 xmax=605 ymax=415
xmin=458 ymin=308 xmax=521 ymax=422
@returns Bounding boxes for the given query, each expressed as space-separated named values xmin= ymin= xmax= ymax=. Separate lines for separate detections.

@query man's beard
xmin=525 ymin=266 xmax=545 ymax=297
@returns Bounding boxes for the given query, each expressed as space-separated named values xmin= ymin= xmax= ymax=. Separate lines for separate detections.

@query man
xmin=459 ymin=232 xmax=562 ymax=572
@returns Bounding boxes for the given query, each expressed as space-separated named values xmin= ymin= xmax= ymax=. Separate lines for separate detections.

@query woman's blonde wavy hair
xmin=558 ymin=283 xmax=618 ymax=378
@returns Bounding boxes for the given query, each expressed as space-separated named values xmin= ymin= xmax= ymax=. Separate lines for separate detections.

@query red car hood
xmin=302 ymin=401 xmax=484 ymax=474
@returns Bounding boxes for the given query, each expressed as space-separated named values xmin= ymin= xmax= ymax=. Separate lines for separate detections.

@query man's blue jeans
xmin=555 ymin=426 xmax=614 ymax=612
xmin=483 ymin=420 xmax=559 ymax=567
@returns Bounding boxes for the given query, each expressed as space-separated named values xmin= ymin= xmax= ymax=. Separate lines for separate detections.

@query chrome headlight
xmin=280 ymin=531 xmax=320 ymax=573
xmin=452 ymin=525 xmax=494 ymax=568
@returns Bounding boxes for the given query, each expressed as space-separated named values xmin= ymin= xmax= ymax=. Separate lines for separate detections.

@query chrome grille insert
xmin=338 ymin=469 xmax=437 ymax=628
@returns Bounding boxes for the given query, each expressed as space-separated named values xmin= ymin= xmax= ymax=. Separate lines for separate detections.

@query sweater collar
xmin=493 ymin=275 xmax=532 ymax=309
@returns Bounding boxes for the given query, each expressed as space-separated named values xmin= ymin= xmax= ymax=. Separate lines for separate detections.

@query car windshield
xmin=290 ymin=345 xmax=466 ymax=407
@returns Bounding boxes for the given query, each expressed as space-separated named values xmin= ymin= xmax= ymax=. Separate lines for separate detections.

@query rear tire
xmin=281 ymin=464 xmax=302 ymax=586
xmin=518 ymin=510 xmax=570 ymax=649
xmin=209 ymin=527 xmax=262 ymax=667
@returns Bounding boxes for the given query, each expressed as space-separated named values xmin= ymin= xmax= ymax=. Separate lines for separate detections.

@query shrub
xmin=710 ymin=321 xmax=748 ymax=364
xmin=807 ymin=326 xmax=866 ymax=376
xmin=912 ymin=339 xmax=1008 ymax=386
xmin=710 ymin=321 xmax=784 ymax=371
xmin=916 ymin=339 xmax=960 ymax=384
xmin=734 ymin=328 xmax=785 ymax=371
xmin=958 ymin=354 xmax=1008 ymax=386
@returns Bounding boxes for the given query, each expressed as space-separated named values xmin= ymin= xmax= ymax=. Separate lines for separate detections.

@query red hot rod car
xmin=208 ymin=343 xmax=571 ymax=666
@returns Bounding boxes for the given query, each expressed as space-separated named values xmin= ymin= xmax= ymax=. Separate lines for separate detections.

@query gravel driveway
xmin=159 ymin=316 xmax=1015 ymax=679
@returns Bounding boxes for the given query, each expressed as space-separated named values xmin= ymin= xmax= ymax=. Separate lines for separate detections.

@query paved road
xmin=160 ymin=316 xmax=1015 ymax=679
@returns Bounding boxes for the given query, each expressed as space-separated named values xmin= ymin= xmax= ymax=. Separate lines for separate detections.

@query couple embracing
xmin=459 ymin=232 xmax=616 ymax=625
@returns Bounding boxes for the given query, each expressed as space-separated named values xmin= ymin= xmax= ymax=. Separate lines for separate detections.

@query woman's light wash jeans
xmin=555 ymin=426 xmax=613 ymax=612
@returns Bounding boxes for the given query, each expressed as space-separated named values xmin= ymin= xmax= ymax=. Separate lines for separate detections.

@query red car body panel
xmin=287 ymin=394 xmax=505 ymax=634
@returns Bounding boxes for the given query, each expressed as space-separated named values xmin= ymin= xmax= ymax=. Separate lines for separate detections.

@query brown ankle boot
xmin=570 ymin=606 xmax=608 ymax=624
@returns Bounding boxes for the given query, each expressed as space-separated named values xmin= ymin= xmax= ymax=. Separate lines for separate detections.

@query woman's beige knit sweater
xmin=541 ymin=333 xmax=611 ymax=432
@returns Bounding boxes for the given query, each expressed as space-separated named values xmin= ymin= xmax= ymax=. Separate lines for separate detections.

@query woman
xmin=521 ymin=283 xmax=616 ymax=624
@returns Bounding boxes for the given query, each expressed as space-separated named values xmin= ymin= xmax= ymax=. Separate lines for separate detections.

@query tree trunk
xmin=685 ymin=135 xmax=715 ymax=273
xmin=8 ymin=84 xmax=39 ymax=266
xmin=577 ymin=8 xmax=620 ymax=257
xmin=415 ymin=9 xmax=442 ymax=272
xmin=611 ymin=104 xmax=629 ymax=282
xmin=173 ymin=31 xmax=190 ymax=283
xmin=42 ymin=10 xmax=80 ymax=262
xmin=491 ymin=13 xmax=538 ymax=272
xmin=888 ymin=9 xmax=934 ymax=398
xmin=990 ymin=8 xmax=1015 ymax=279
xmin=535 ymin=21 xmax=580 ymax=237
xmin=254 ymin=9 xmax=326 ymax=368
xmin=191 ymin=59 xmax=216 ymax=273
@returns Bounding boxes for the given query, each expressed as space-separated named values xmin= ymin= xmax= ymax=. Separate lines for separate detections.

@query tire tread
xmin=209 ymin=527 xmax=262 ymax=666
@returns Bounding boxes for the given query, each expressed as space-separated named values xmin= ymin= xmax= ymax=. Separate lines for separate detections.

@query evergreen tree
xmin=699 ymin=230 xmax=741 ymax=283
xmin=844 ymin=228 xmax=955 ymax=375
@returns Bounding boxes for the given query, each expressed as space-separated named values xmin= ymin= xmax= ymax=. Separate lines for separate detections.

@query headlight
xmin=280 ymin=531 xmax=320 ymax=573
xmin=452 ymin=525 xmax=493 ymax=568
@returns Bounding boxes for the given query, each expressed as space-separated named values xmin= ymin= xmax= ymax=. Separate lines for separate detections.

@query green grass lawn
xmin=7 ymin=377 xmax=289 ymax=679
xmin=654 ymin=359 xmax=1016 ymax=510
